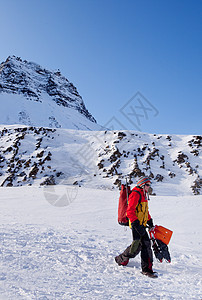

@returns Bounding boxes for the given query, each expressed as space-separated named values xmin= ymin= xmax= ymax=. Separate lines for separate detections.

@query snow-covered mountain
xmin=0 ymin=56 xmax=101 ymax=130
xmin=0 ymin=125 xmax=201 ymax=195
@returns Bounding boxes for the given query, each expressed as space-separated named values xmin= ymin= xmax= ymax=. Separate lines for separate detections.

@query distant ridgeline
xmin=0 ymin=126 xmax=201 ymax=196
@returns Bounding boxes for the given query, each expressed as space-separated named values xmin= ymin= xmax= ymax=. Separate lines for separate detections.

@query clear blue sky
xmin=0 ymin=0 xmax=201 ymax=134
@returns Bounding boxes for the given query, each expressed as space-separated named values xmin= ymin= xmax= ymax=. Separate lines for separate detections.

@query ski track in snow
xmin=0 ymin=187 xmax=201 ymax=299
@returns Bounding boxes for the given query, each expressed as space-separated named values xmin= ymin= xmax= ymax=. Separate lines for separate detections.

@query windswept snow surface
xmin=0 ymin=186 xmax=201 ymax=299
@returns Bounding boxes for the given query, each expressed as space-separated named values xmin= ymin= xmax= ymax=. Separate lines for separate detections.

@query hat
xmin=136 ymin=176 xmax=151 ymax=187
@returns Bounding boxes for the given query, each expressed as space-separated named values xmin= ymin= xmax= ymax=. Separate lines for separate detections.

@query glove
xmin=131 ymin=219 xmax=146 ymax=237
xmin=147 ymin=218 xmax=154 ymax=229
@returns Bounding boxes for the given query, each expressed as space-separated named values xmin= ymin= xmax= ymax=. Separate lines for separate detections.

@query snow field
xmin=0 ymin=186 xmax=201 ymax=299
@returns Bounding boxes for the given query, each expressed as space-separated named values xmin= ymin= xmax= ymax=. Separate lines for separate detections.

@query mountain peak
xmin=0 ymin=56 xmax=99 ymax=130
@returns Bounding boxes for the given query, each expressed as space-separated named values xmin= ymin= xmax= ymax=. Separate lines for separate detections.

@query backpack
xmin=118 ymin=184 xmax=131 ymax=226
xmin=118 ymin=183 xmax=143 ymax=226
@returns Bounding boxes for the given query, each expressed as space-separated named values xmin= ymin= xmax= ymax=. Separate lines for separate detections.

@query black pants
xmin=115 ymin=231 xmax=153 ymax=271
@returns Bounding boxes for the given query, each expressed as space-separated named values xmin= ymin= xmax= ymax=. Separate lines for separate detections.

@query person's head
xmin=136 ymin=176 xmax=151 ymax=192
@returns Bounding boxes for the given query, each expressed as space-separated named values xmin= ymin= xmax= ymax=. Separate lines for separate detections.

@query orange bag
xmin=149 ymin=225 xmax=173 ymax=245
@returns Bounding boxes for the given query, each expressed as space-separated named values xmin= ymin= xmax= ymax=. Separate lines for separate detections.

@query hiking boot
xmin=115 ymin=256 xmax=129 ymax=266
xmin=141 ymin=268 xmax=158 ymax=278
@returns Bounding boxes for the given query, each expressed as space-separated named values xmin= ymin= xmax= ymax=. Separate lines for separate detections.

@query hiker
xmin=115 ymin=176 xmax=157 ymax=278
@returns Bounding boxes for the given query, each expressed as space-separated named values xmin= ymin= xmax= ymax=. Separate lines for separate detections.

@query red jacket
xmin=126 ymin=186 xmax=151 ymax=226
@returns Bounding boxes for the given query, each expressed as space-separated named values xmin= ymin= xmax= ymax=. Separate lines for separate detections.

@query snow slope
xmin=0 ymin=93 xmax=101 ymax=131
xmin=0 ymin=186 xmax=201 ymax=299
xmin=0 ymin=125 xmax=201 ymax=195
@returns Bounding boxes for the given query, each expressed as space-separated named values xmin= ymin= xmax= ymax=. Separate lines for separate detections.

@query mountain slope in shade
xmin=0 ymin=56 xmax=101 ymax=130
